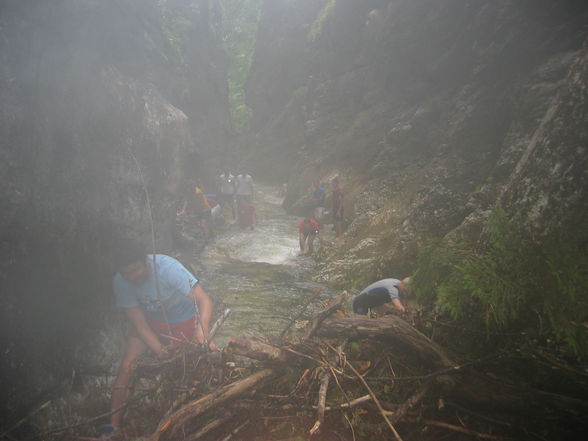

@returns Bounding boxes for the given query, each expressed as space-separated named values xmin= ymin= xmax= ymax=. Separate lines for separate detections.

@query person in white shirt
xmin=235 ymin=173 xmax=254 ymax=206
xmin=218 ymin=166 xmax=236 ymax=218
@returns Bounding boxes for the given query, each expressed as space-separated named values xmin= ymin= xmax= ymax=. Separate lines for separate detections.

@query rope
xmin=127 ymin=146 xmax=173 ymax=337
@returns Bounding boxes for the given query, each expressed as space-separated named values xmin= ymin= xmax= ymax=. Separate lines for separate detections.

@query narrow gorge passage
xmin=180 ymin=183 xmax=335 ymax=344
xmin=1 ymin=1 xmax=587 ymax=440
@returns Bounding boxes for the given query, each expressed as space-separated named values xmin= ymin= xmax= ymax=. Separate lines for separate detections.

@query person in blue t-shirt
xmin=101 ymin=242 xmax=215 ymax=438
xmin=352 ymin=277 xmax=411 ymax=315
xmin=312 ymin=179 xmax=326 ymax=221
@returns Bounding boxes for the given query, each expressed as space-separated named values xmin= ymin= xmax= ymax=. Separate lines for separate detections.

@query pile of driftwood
xmin=76 ymin=292 xmax=580 ymax=441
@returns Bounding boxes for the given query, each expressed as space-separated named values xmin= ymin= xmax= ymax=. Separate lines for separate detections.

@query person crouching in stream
xmin=299 ymin=217 xmax=321 ymax=255
xmin=352 ymin=277 xmax=411 ymax=316
xmin=178 ymin=185 xmax=213 ymax=243
xmin=100 ymin=242 xmax=215 ymax=439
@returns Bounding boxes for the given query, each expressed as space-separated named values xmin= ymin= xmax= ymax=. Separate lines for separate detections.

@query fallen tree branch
xmin=345 ymin=359 xmax=404 ymax=441
xmin=406 ymin=418 xmax=509 ymax=440
xmin=0 ymin=400 xmax=51 ymax=439
xmin=209 ymin=308 xmax=232 ymax=343
xmin=309 ymin=370 xmax=330 ymax=436
xmin=390 ymin=382 xmax=430 ymax=424
xmin=151 ymin=368 xmax=278 ymax=441
xmin=304 ymin=292 xmax=347 ymax=340
xmin=137 ymin=345 xmax=207 ymax=369
xmin=366 ymin=351 xmax=510 ymax=382
xmin=322 ymin=394 xmax=371 ymax=411
xmin=182 ymin=413 xmax=234 ymax=441
xmin=445 ymin=401 xmax=513 ymax=428
xmin=316 ymin=316 xmax=454 ymax=368
xmin=280 ymin=288 xmax=321 ymax=339
xmin=225 ymin=336 xmax=288 ymax=362
xmin=220 ymin=420 xmax=249 ymax=441
xmin=532 ymin=350 xmax=588 ymax=378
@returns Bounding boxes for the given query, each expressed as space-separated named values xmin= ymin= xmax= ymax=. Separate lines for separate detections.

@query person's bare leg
xmin=308 ymin=235 xmax=316 ymax=254
xmin=110 ymin=336 xmax=147 ymax=428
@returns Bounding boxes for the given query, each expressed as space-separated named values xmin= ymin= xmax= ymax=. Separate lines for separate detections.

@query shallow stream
xmin=187 ymin=184 xmax=333 ymax=345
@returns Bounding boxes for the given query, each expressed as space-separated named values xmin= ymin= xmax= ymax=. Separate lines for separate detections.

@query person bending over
xmin=179 ymin=185 xmax=212 ymax=243
xmin=100 ymin=243 xmax=215 ymax=438
xmin=299 ymin=217 xmax=321 ymax=255
xmin=352 ymin=277 xmax=411 ymax=315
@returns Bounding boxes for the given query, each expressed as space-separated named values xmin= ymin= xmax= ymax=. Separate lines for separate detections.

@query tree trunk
xmin=315 ymin=316 xmax=454 ymax=368
xmin=314 ymin=316 xmax=588 ymax=417
xmin=151 ymin=368 xmax=278 ymax=441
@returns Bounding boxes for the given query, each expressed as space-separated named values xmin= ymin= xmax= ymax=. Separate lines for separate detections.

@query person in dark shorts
xmin=352 ymin=277 xmax=411 ymax=315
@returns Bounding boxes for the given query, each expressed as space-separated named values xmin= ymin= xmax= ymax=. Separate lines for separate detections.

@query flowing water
xmin=187 ymin=184 xmax=333 ymax=346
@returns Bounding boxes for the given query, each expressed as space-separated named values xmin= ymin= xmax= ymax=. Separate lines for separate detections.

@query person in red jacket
xmin=238 ymin=201 xmax=257 ymax=230
xmin=299 ymin=217 xmax=321 ymax=255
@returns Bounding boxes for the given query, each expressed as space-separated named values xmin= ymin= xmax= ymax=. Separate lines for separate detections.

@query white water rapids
xmin=192 ymin=184 xmax=333 ymax=345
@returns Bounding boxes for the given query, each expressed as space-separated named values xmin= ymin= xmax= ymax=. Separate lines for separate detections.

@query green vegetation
xmin=413 ymin=208 xmax=588 ymax=358
xmin=220 ymin=0 xmax=262 ymax=133
xmin=308 ymin=0 xmax=336 ymax=42
xmin=156 ymin=0 xmax=261 ymax=133
xmin=159 ymin=2 xmax=197 ymax=66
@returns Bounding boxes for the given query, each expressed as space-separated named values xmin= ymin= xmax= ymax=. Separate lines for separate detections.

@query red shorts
xmin=129 ymin=315 xmax=196 ymax=347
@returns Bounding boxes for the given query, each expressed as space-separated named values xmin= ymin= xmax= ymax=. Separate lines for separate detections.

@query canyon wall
xmin=0 ymin=0 xmax=229 ymax=423
xmin=245 ymin=0 xmax=588 ymax=286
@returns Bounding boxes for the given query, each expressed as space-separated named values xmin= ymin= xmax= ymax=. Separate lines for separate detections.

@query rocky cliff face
xmin=245 ymin=0 xmax=588 ymax=287
xmin=0 ymin=0 xmax=229 ymax=424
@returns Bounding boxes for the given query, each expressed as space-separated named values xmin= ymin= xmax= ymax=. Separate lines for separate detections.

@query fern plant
xmin=413 ymin=208 xmax=588 ymax=358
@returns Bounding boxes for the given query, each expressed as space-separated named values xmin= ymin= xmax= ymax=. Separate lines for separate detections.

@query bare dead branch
xmin=406 ymin=418 xmax=509 ymax=440
xmin=345 ymin=359 xmax=404 ymax=441
xmin=151 ymin=368 xmax=277 ymax=441
xmin=309 ymin=370 xmax=330 ymax=436
xmin=280 ymin=288 xmax=321 ymax=339
xmin=304 ymin=292 xmax=347 ymax=340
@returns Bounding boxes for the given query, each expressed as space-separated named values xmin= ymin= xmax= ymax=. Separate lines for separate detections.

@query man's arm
xmin=391 ymin=297 xmax=406 ymax=312
xmin=124 ymin=306 xmax=166 ymax=356
xmin=187 ymin=284 xmax=214 ymax=343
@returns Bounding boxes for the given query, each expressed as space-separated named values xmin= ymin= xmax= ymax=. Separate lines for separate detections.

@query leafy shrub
xmin=413 ymin=208 xmax=588 ymax=358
